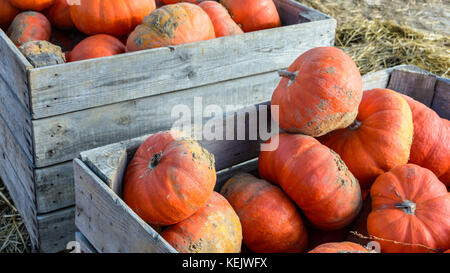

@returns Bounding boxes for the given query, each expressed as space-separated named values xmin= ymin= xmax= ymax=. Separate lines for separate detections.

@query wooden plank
xmin=74 ymin=159 xmax=177 ymax=253
xmin=431 ymin=79 xmax=450 ymax=119
xmin=387 ymin=70 xmax=437 ymax=107
xmin=275 ymin=0 xmax=330 ymax=24
xmin=75 ymin=232 xmax=97 ymax=253
xmin=37 ymin=206 xmax=75 ymax=253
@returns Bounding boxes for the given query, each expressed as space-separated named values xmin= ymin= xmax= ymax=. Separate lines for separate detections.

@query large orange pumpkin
xmin=0 ymin=0 xmax=20 ymax=30
xmin=123 ymin=131 xmax=216 ymax=226
xmin=161 ymin=191 xmax=242 ymax=253
xmin=69 ymin=0 xmax=156 ymax=36
xmin=368 ymin=164 xmax=450 ymax=253
xmin=44 ymin=0 xmax=74 ymax=30
xmin=258 ymin=133 xmax=362 ymax=230
xmin=309 ymin=242 xmax=372 ymax=253
xmin=66 ymin=34 xmax=126 ymax=62
xmin=126 ymin=2 xmax=215 ymax=52
xmin=9 ymin=0 xmax=55 ymax=11
xmin=219 ymin=0 xmax=281 ymax=32
xmin=271 ymin=47 xmax=363 ymax=137
xmin=8 ymin=11 xmax=52 ymax=46
xmin=220 ymin=173 xmax=308 ymax=253
xmin=319 ymin=88 xmax=414 ymax=189
xmin=198 ymin=1 xmax=243 ymax=37
xmin=400 ymin=94 xmax=450 ymax=186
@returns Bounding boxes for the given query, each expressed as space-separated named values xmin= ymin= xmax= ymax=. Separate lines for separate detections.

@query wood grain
xmin=431 ymin=78 xmax=450 ymax=119
xmin=387 ymin=70 xmax=437 ymax=107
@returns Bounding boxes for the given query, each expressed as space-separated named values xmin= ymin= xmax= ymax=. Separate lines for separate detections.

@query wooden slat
xmin=75 ymin=232 xmax=97 ymax=253
xmin=387 ymin=70 xmax=437 ymax=107
xmin=431 ymin=78 xmax=450 ymax=119
xmin=37 ymin=206 xmax=75 ymax=253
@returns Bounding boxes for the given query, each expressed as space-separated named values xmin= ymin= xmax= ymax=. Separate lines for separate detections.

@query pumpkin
xmin=219 ymin=0 xmax=281 ymax=32
xmin=0 ymin=0 xmax=20 ymax=30
xmin=271 ymin=47 xmax=363 ymax=137
xmin=258 ymin=133 xmax=362 ymax=230
xmin=44 ymin=0 xmax=74 ymax=30
xmin=9 ymin=0 xmax=55 ymax=11
xmin=400 ymin=94 xmax=450 ymax=186
xmin=19 ymin=40 xmax=65 ymax=67
xmin=346 ymin=195 xmax=372 ymax=246
xmin=198 ymin=1 xmax=243 ymax=37
xmin=161 ymin=191 xmax=242 ymax=253
xmin=220 ymin=173 xmax=308 ymax=253
xmin=66 ymin=34 xmax=126 ymax=62
xmin=68 ymin=0 xmax=156 ymax=36
xmin=8 ymin=11 xmax=52 ymax=46
xmin=309 ymin=242 xmax=372 ymax=253
xmin=123 ymin=131 xmax=216 ymax=226
xmin=445 ymin=249 xmax=450 ymax=253
xmin=126 ymin=2 xmax=215 ymax=52
xmin=319 ymin=88 xmax=414 ymax=189
xmin=368 ymin=164 xmax=450 ymax=253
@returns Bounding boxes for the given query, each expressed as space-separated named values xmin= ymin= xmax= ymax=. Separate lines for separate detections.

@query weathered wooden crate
xmin=0 ymin=0 xmax=336 ymax=252
xmin=73 ymin=66 xmax=449 ymax=253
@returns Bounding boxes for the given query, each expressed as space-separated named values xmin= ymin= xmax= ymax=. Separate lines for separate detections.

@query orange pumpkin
xmin=368 ymin=164 xmax=450 ymax=253
xmin=0 ymin=0 xmax=20 ymax=30
xmin=9 ymin=0 xmax=55 ymax=11
xmin=8 ymin=11 xmax=51 ymax=46
xmin=271 ymin=47 xmax=363 ymax=137
xmin=44 ymin=0 xmax=74 ymax=30
xmin=123 ymin=131 xmax=216 ymax=226
xmin=220 ymin=173 xmax=308 ymax=253
xmin=198 ymin=1 xmax=243 ymax=37
xmin=220 ymin=0 xmax=281 ymax=32
xmin=309 ymin=242 xmax=372 ymax=253
xmin=319 ymin=88 xmax=414 ymax=189
xmin=161 ymin=191 xmax=242 ymax=253
xmin=258 ymin=133 xmax=362 ymax=230
xmin=66 ymin=34 xmax=126 ymax=62
xmin=400 ymin=94 xmax=450 ymax=186
xmin=126 ymin=2 xmax=215 ymax=52
xmin=69 ymin=0 xmax=156 ymax=36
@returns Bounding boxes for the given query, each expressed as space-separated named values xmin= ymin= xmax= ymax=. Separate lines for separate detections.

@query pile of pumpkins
xmin=122 ymin=46 xmax=450 ymax=253
xmin=0 ymin=0 xmax=282 ymax=63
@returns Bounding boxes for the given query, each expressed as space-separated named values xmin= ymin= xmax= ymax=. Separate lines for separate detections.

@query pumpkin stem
xmin=149 ymin=151 xmax=163 ymax=170
xmin=348 ymin=119 xmax=362 ymax=130
xmin=395 ymin=200 xmax=416 ymax=215
xmin=278 ymin=70 xmax=297 ymax=81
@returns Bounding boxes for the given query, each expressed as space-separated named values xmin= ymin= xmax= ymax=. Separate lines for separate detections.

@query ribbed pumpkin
xmin=9 ymin=0 xmax=55 ymax=11
xmin=69 ymin=0 xmax=156 ymax=36
xmin=220 ymin=0 xmax=281 ymax=32
xmin=271 ymin=47 xmax=363 ymax=137
xmin=66 ymin=34 xmax=126 ymax=62
xmin=368 ymin=164 xmax=450 ymax=253
xmin=8 ymin=11 xmax=52 ymax=46
xmin=220 ymin=173 xmax=308 ymax=253
xmin=400 ymin=94 xmax=449 ymax=186
xmin=258 ymin=133 xmax=362 ymax=230
xmin=44 ymin=0 xmax=74 ymax=30
xmin=161 ymin=191 xmax=242 ymax=253
xmin=123 ymin=131 xmax=216 ymax=226
xmin=198 ymin=1 xmax=243 ymax=37
xmin=126 ymin=2 xmax=215 ymax=52
xmin=319 ymin=88 xmax=414 ymax=189
xmin=309 ymin=242 xmax=372 ymax=253
xmin=0 ymin=0 xmax=20 ymax=30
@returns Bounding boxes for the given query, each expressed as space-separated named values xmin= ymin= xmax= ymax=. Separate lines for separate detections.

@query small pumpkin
xmin=0 ymin=0 xmax=20 ymax=30
xmin=19 ymin=40 xmax=65 ymax=67
xmin=44 ymin=0 xmax=74 ymax=30
xmin=69 ymin=0 xmax=156 ymax=36
xmin=8 ymin=11 xmax=52 ymax=46
xmin=198 ymin=1 xmax=243 ymax=37
xmin=368 ymin=164 xmax=450 ymax=253
xmin=271 ymin=47 xmax=363 ymax=137
xmin=66 ymin=34 xmax=126 ymax=62
xmin=219 ymin=0 xmax=281 ymax=32
xmin=309 ymin=242 xmax=372 ymax=253
xmin=319 ymin=88 xmax=414 ymax=189
xmin=220 ymin=173 xmax=308 ymax=253
xmin=126 ymin=2 xmax=215 ymax=52
xmin=9 ymin=0 xmax=55 ymax=11
xmin=123 ymin=131 xmax=216 ymax=226
xmin=161 ymin=191 xmax=242 ymax=253
xmin=258 ymin=133 xmax=362 ymax=230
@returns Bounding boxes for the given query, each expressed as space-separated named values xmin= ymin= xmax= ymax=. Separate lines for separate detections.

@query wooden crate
xmin=73 ymin=66 xmax=449 ymax=253
xmin=0 ymin=0 xmax=336 ymax=252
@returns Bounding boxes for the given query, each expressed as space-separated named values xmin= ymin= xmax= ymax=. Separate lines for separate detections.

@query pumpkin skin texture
xmin=367 ymin=164 xmax=450 ymax=253
xmin=69 ymin=0 xmax=156 ymax=36
xmin=44 ymin=0 xmax=74 ymax=30
xmin=319 ymin=88 xmax=414 ymax=189
xmin=219 ymin=0 xmax=281 ymax=32
xmin=66 ymin=34 xmax=126 ymax=62
xmin=400 ymin=94 xmax=450 ymax=186
xmin=7 ymin=11 xmax=52 ymax=46
xmin=220 ymin=173 xmax=308 ymax=253
xmin=9 ymin=0 xmax=55 ymax=11
xmin=271 ymin=47 xmax=363 ymax=137
xmin=123 ymin=131 xmax=216 ymax=226
xmin=0 ymin=0 xmax=20 ymax=31
xmin=198 ymin=1 xmax=243 ymax=37
xmin=258 ymin=133 xmax=362 ymax=230
xmin=126 ymin=3 xmax=215 ymax=52
xmin=309 ymin=242 xmax=371 ymax=253
xmin=161 ymin=191 xmax=242 ymax=253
